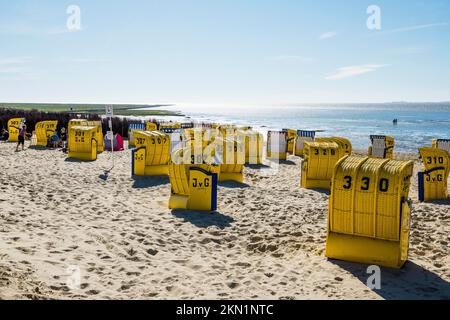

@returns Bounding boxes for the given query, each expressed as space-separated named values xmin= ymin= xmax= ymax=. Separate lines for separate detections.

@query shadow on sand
xmin=28 ymin=146 xmax=49 ymax=151
xmin=172 ymin=209 xmax=234 ymax=229
xmin=279 ymin=160 xmax=297 ymax=166
xmin=131 ymin=175 xmax=169 ymax=188
xmin=218 ymin=181 xmax=250 ymax=189
xmin=422 ymin=199 xmax=450 ymax=206
xmin=330 ymin=259 xmax=450 ymax=300
xmin=245 ymin=163 xmax=271 ymax=169
xmin=99 ymin=167 xmax=115 ymax=181
xmin=308 ymin=188 xmax=330 ymax=195
xmin=64 ymin=157 xmax=93 ymax=163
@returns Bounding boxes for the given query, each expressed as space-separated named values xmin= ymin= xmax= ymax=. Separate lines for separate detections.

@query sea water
xmin=145 ymin=102 xmax=450 ymax=153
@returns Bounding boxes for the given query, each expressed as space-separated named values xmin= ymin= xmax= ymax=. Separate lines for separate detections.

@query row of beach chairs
xmin=4 ymin=117 xmax=449 ymax=269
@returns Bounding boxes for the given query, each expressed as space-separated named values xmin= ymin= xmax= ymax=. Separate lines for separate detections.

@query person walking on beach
xmin=16 ymin=124 xmax=27 ymax=151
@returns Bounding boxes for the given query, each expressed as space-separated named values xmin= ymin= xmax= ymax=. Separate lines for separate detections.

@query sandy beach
xmin=1 ymin=140 xmax=449 ymax=300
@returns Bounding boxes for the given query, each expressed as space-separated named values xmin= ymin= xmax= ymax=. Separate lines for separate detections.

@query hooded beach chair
xmin=132 ymin=131 xmax=171 ymax=176
xmin=35 ymin=121 xmax=58 ymax=147
xmin=146 ymin=122 xmax=158 ymax=132
xmin=418 ymin=147 xmax=450 ymax=202
xmin=168 ymin=146 xmax=220 ymax=211
xmin=301 ymin=141 xmax=341 ymax=190
xmin=315 ymin=137 xmax=352 ymax=158
xmin=128 ymin=123 xmax=146 ymax=147
xmin=282 ymin=129 xmax=297 ymax=154
xmin=7 ymin=118 xmax=25 ymax=142
xmin=68 ymin=126 xmax=98 ymax=161
xmin=241 ymin=130 xmax=264 ymax=165
xmin=326 ymin=156 xmax=414 ymax=268
xmin=68 ymin=119 xmax=104 ymax=153
xmin=267 ymin=131 xmax=288 ymax=160
xmin=214 ymin=136 xmax=245 ymax=183
xmin=368 ymin=135 xmax=395 ymax=159
xmin=432 ymin=139 xmax=450 ymax=153
xmin=294 ymin=130 xmax=316 ymax=157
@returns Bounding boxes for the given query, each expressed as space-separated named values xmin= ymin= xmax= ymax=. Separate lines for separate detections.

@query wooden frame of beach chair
xmin=326 ymin=155 xmax=414 ymax=269
xmin=301 ymin=141 xmax=341 ymax=190
xmin=418 ymin=147 xmax=450 ymax=202
xmin=132 ymin=131 xmax=171 ymax=176
xmin=368 ymin=135 xmax=395 ymax=159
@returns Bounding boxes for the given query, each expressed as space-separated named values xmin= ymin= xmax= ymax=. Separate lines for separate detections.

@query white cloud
xmin=0 ymin=23 xmax=85 ymax=36
xmin=0 ymin=57 xmax=31 ymax=65
xmin=59 ymin=58 xmax=110 ymax=63
xmin=319 ymin=31 xmax=337 ymax=40
xmin=265 ymin=55 xmax=315 ymax=63
xmin=0 ymin=56 xmax=33 ymax=79
xmin=375 ymin=22 xmax=448 ymax=35
xmin=326 ymin=64 xmax=388 ymax=80
xmin=0 ymin=67 xmax=26 ymax=74
xmin=48 ymin=27 xmax=86 ymax=35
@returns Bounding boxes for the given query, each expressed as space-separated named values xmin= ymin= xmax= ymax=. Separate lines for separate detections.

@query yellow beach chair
xmin=315 ymin=137 xmax=352 ymax=157
xmin=132 ymin=131 xmax=171 ymax=176
xmin=326 ymin=156 xmax=414 ymax=268
xmin=216 ymin=136 xmax=245 ymax=183
xmin=294 ymin=130 xmax=316 ymax=157
xmin=35 ymin=121 xmax=58 ymax=147
xmin=368 ymin=135 xmax=395 ymax=159
xmin=301 ymin=141 xmax=340 ymax=190
xmin=68 ymin=126 xmax=98 ymax=161
xmin=68 ymin=119 xmax=104 ymax=153
xmin=7 ymin=118 xmax=25 ymax=142
xmin=267 ymin=131 xmax=288 ymax=160
xmin=418 ymin=147 xmax=449 ymax=202
xmin=168 ymin=147 xmax=220 ymax=211
xmin=282 ymin=129 xmax=297 ymax=154
xmin=432 ymin=139 xmax=450 ymax=153
xmin=242 ymin=130 xmax=264 ymax=165
xmin=128 ymin=123 xmax=146 ymax=147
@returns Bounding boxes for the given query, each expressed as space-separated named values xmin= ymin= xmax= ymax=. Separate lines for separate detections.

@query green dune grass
xmin=0 ymin=103 xmax=182 ymax=116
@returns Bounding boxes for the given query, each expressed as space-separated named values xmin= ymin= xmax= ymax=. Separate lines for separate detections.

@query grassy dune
xmin=0 ymin=103 xmax=182 ymax=116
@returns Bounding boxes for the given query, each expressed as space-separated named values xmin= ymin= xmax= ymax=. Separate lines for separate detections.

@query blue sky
xmin=0 ymin=0 xmax=449 ymax=105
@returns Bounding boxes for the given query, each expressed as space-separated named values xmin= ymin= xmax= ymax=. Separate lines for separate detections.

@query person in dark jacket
xmin=0 ymin=129 xmax=9 ymax=141
xmin=16 ymin=124 xmax=27 ymax=151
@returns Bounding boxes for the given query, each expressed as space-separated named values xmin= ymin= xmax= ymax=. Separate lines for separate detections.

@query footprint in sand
xmin=86 ymin=289 xmax=100 ymax=295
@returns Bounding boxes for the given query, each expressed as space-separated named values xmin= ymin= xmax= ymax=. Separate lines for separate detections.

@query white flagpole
xmin=106 ymin=105 xmax=114 ymax=169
